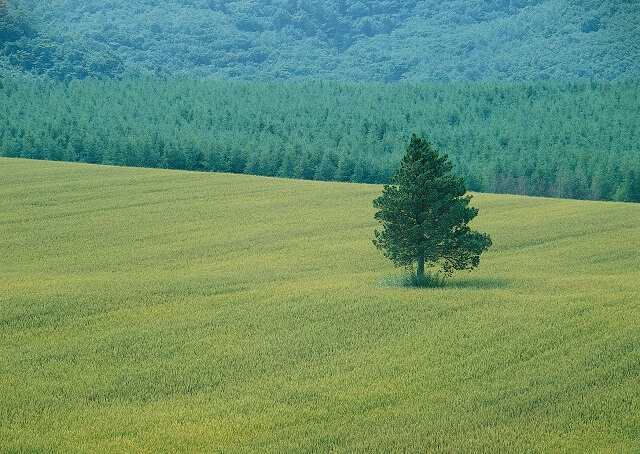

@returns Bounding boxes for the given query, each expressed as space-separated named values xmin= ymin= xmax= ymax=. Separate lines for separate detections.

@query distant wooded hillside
xmin=1 ymin=0 xmax=639 ymax=80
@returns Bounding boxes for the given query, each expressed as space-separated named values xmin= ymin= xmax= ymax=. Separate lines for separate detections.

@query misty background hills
xmin=1 ymin=0 xmax=639 ymax=81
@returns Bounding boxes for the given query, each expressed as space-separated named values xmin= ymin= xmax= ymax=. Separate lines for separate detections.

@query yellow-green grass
xmin=1 ymin=157 xmax=639 ymax=452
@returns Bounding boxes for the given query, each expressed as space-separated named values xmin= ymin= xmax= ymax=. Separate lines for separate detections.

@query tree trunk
xmin=417 ymin=252 xmax=425 ymax=277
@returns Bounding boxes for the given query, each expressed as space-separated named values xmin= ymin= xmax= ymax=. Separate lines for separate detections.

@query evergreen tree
xmin=336 ymin=154 xmax=355 ymax=182
xmin=313 ymin=151 xmax=338 ymax=181
xmin=373 ymin=135 xmax=492 ymax=283
xmin=277 ymin=146 xmax=297 ymax=178
xmin=628 ymin=168 xmax=640 ymax=203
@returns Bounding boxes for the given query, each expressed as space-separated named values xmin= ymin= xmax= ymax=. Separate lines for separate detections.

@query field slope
xmin=1 ymin=158 xmax=639 ymax=452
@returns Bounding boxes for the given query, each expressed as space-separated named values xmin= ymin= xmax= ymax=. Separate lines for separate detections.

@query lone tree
xmin=373 ymin=135 xmax=491 ymax=284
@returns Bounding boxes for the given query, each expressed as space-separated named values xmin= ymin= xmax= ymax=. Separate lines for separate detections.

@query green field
xmin=1 ymin=158 xmax=639 ymax=452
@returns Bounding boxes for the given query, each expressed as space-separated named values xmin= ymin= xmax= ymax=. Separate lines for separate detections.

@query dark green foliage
xmin=0 ymin=7 xmax=123 ymax=80
xmin=1 ymin=77 xmax=639 ymax=202
xmin=2 ymin=0 xmax=639 ymax=81
xmin=373 ymin=135 xmax=492 ymax=283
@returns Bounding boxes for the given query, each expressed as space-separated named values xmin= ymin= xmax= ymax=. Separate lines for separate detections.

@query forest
xmin=2 ymin=77 xmax=639 ymax=202
xmin=1 ymin=1 xmax=638 ymax=201
xmin=1 ymin=0 xmax=639 ymax=81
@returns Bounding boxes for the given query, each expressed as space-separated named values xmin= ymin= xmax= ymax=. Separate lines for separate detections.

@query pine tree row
xmin=1 ymin=77 xmax=639 ymax=202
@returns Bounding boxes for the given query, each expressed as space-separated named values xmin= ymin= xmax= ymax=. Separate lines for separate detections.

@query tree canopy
xmin=373 ymin=135 xmax=491 ymax=283
xmin=1 ymin=0 xmax=638 ymax=81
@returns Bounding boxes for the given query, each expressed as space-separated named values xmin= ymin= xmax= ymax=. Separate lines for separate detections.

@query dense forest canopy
xmin=2 ymin=77 xmax=639 ymax=202
xmin=1 ymin=0 xmax=639 ymax=81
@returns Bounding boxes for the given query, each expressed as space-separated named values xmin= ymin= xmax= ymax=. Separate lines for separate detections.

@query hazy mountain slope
xmin=2 ymin=158 xmax=640 ymax=451
xmin=3 ymin=0 xmax=639 ymax=80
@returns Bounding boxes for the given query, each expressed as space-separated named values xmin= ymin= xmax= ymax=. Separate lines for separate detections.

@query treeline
xmin=1 ymin=77 xmax=639 ymax=202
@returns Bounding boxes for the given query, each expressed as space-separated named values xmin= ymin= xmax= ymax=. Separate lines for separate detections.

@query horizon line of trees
xmin=1 ymin=77 xmax=639 ymax=202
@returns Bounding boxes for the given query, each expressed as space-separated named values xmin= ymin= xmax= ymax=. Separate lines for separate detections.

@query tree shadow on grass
xmin=380 ymin=274 xmax=509 ymax=290
xmin=446 ymin=277 xmax=510 ymax=289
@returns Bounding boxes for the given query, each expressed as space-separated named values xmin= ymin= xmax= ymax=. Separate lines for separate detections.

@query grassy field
xmin=1 ymin=157 xmax=639 ymax=452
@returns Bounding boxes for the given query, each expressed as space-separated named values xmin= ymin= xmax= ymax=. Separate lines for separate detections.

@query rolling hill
xmin=2 ymin=0 xmax=639 ymax=80
xmin=1 ymin=158 xmax=639 ymax=451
